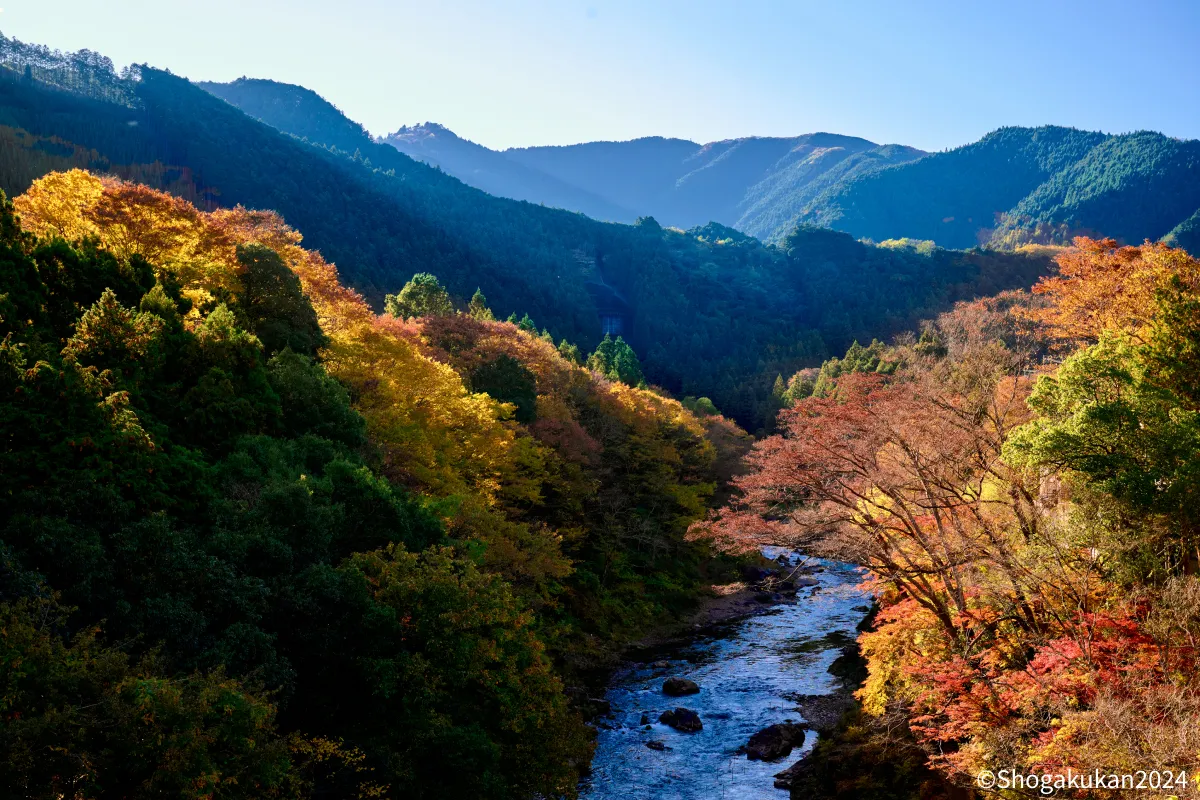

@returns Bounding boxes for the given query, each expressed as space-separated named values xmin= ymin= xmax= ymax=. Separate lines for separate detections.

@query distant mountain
xmin=198 ymin=76 xmax=927 ymax=242
xmin=502 ymin=136 xmax=702 ymax=214
xmin=197 ymin=78 xmax=1200 ymax=254
xmin=797 ymin=126 xmax=1200 ymax=250
xmin=505 ymin=133 xmax=924 ymax=239
xmin=390 ymin=128 xmax=923 ymax=239
xmin=797 ymin=126 xmax=1109 ymax=248
xmin=733 ymin=141 xmax=926 ymax=240
xmin=381 ymin=122 xmax=638 ymax=222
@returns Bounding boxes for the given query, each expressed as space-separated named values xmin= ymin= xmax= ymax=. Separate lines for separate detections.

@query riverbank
xmin=629 ymin=562 xmax=822 ymax=652
xmin=774 ymin=608 xmax=976 ymax=800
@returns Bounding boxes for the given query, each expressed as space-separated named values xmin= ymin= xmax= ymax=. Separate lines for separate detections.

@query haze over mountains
xmin=503 ymin=132 xmax=926 ymax=239
xmin=203 ymin=77 xmax=1200 ymax=253
xmin=383 ymin=124 xmax=929 ymax=240
xmin=389 ymin=121 xmax=1200 ymax=251
xmin=379 ymin=122 xmax=932 ymax=241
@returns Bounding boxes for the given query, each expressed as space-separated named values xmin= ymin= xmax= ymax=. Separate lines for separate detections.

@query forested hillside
xmin=733 ymin=141 xmax=926 ymax=242
xmin=799 ymin=125 xmax=1200 ymax=249
xmin=195 ymin=76 xmax=376 ymax=155
xmin=0 ymin=34 xmax=1052 ymax=430
xmin=0 ymin=169 xmax=764 ymax=797
xmin=1165 ymin=207 xmax=1200 ymax=254
xmin=991 ymin=130 xmax=1200 ymax=246
xmin=797 ymin=126 xmax=1109 ymax=247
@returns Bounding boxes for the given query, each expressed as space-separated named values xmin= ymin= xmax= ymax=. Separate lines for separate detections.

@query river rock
xmin=773 ymin=758 xmax=809 ymax=789
xmin=652 ymin=660 xmax=670 ymax=669
xmin=744 ymin=721 xmax=805 ymax=761
xmin=852 ymin=604 xmax=871 ymax=612
xmin=795 ymin=577 xmax=819 ymax=588
xmin=789 ymin=691 xmax=855 ymax=733
xmin=663 ymin=677 xmax=700 ymax=696
xmin=645 ymin=740 xmax=669 ymax=751
xmin=754 ymin=592 xmax=774 ymax=603
xmin=640 ymin=713 xmax=650 ymax=725
xmin=659 ymin=707 xmax=703 ymax=732
xmin=741 ymin=564 xmax=777 ymax=583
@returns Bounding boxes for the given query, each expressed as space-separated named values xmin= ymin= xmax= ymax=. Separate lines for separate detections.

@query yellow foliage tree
xmin=15 ymin=171 xmax=517 ymax=503
xmin=12 ymin=167 xmax=102 ymax=241
xmin=1031 ymin=236 xmax=1200 ymax=345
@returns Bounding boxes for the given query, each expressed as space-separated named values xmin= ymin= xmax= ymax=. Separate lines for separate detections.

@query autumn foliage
xmin=695 ymin=237 xmax=1200 ymax=793
xmin=2 ymin=170 xmax=738 ymax=797
xmin=1029 ymin=235 xmax=1200 ymax=345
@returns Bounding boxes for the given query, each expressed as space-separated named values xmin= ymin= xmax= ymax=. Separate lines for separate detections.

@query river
xmin=580 ymin=556 xmax=868 ymax=800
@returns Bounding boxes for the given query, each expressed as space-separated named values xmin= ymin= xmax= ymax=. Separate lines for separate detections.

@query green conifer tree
xmin=384 ymin=273 xmax=454 ymax=319
xmin=468 ymin=288 xmax=495 ymax=321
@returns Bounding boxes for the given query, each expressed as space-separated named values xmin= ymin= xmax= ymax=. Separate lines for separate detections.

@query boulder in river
xmin=743 ymin=721 xmax=805 ymax=761
xmin=795 ymin=577 xmax=819 ymax=588
xmin=663 ymin=677 xmax=700 ymax=696
xmin=652 ymin=660 xmax=670 ymax=669
xmin=659 ymin=707 xmax=703 ymax=732
xmin=645 ymin=740 xmax=669 ymax=751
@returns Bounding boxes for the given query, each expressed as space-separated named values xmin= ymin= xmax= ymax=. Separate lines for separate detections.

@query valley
xmin=2 ymin=22 xmax=1200 ymax=800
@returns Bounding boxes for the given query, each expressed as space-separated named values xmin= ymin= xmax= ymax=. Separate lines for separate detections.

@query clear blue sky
xmin=6 ymin=0 xmax=1200 ymax=151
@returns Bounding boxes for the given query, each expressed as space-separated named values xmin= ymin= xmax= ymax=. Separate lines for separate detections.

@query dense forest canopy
xmin=1 ymin=169 xmax=762 ymax=797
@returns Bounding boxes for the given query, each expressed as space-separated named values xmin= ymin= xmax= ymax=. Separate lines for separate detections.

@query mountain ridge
xmin=380 ymin=121 xmax=639 ymax=222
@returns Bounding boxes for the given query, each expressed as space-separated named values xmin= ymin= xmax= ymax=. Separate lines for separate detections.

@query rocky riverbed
xmin=579 ymin=554 xmax=869 ymax=799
